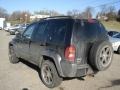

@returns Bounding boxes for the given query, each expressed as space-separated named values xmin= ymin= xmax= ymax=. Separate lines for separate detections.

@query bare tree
xmin=67 ymin=9 xmax=81 ymax=18
xmin=67 ymin=7 xmax=94 ymax=19
xmin=20 ymin=11 xmax=31 ymax=23
xmin=34 ymin=10 xmax=61 ymax=16
xmin=99 ymin=5 xmax=116 ymax=20
xmin=10 ymin=11 xmax=21 ymax=21
xmin=34 ymin=10 xmax=50 ymax=15
xmin=106 ymin=6 xmax=117 ymax=20
xmin=100 ymin=5 xmax=107 ymax=16
xmin=10 ymin=11 xmax=31 ymax=23
xmin=107 ymin=6 xmax=116 ymax=13
xmin=106 ymin=6 xmax=116 ymax=20
xmin=49 ymin=10 xmax=61 ymax=16
xmin=117 ymin=9 xmax=120 ymax=22
xmin=82 ymin=6 xmax=94 ymax=19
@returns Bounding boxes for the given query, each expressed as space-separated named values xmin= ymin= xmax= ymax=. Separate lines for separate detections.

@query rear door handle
xmin=45 ymin=42 xmax=50 ymax=46
xmin=40 ymin=43 xmax=49 ymax=46
xmin=40 ymin=44 xmax=45 ymax=46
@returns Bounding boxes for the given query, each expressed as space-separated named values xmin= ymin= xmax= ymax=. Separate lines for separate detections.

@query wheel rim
xmin=41 ymin=64 xmax=53 ymax=85
xmin=99 ymin=45 xmax=112 ymax=67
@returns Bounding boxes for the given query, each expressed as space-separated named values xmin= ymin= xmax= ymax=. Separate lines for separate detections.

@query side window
xmin=23 ymin=23 xmax=36 ymax=39
xmin=47 ymin=20 xmax=68 ymax=45
xmin=84 ymin=21 xmax=98 ymax=39
xmin=34 ymin=22 xmax=47 ymax=41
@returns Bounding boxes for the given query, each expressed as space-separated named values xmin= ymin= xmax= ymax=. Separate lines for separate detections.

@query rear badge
xmin=77 ymin=58 xmax=82 ymax=64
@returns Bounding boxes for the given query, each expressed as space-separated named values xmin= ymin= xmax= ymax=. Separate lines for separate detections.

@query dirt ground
xmin=0 ymin=30 xmax=120 ymax=90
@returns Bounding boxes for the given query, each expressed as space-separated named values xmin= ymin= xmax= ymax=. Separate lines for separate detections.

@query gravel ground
xmin=0 ymin=30 xmax=120 ymax=90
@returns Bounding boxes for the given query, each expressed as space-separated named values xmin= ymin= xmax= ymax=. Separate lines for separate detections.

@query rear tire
xmin=9 ymin=46 xmax=19 ymax=64
xmin=41 ymin=60 xmax=62 ymax=88
xmin=89 ymin=41 xmax=113 ymax=71
xmin=117 ymin=46 xmax=120 ymax=54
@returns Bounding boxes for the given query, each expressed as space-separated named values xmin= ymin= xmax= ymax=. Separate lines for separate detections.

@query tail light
xmin=65 ymin=45 xmax=76 ymax=62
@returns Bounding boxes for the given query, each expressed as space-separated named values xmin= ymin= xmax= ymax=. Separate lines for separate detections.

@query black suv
xmin=9 ymin=16 xmax=113 ymax=88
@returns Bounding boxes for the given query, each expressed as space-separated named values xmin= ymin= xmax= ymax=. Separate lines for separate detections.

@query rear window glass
xmin=74 ymin=20 xmax=107 ymax=41
xmin=84 ymin=20 xmax=106 ymax=39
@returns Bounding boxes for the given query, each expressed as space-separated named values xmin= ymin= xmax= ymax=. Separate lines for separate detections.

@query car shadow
xmin=114 ymin=51 xmax=120 ymax=55
xmin=19 ymin=58 xmax=39 ymax=72
xmin=22 ymin=88 xmax=29 ymax=90
xmin=19 ymin=59 xmax=42 ymax=81
xmin=98 ymin=79 xmax=120 ymax=90
xmin=114 ymin=51 xmax=118 ymax=54
xmin=19 ymin=59 xmax=86 ymax=82
xmin=18 ymin=59 xmax=41 ymax=90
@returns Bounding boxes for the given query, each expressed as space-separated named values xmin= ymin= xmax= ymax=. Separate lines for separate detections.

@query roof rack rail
xmin=47 ymin=16 xmax=72 ymax=18
xmin=40 ymin=16 xmax=73 ymax=21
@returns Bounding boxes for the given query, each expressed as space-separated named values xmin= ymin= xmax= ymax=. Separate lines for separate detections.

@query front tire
xmin=41 ymin=60 xmax=62 ymax=88
xmin=9 ymin=46 xmax=19 ymax=64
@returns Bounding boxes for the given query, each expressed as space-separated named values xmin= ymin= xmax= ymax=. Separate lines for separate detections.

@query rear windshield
xmin=74 ymin=20 xmax=107 ymax=41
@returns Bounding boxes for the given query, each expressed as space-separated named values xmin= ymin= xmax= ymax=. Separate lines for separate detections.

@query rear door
xmin=73 ymin=20 xmax=107 ymax=65
xmin=73 ymin=20 xmax=100 ymax=65
xmin=44 ymin=19 xmax=73 ymax=58
xmin=29 ymin=21 xmax=48 ymax=64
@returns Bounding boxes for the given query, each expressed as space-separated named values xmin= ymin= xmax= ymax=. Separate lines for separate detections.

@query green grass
xmin=101 ymin=21 xmax=120 ymax=31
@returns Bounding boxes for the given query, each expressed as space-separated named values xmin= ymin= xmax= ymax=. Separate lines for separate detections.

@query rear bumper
xmin=60 ymin=61 xmax=93 ymax=77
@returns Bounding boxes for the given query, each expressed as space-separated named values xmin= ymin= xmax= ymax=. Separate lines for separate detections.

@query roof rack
xmin=40 ymin=16 xmax=73 ymax=21
xmin=48 ymin=16 xmax=72 ymax=18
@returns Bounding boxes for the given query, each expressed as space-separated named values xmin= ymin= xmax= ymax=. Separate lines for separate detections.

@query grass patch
xmin=101 ymin=21 xmax=120 ymax=31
